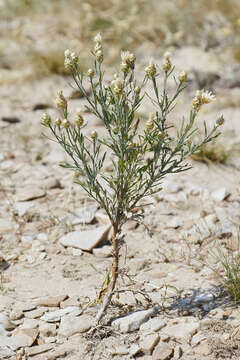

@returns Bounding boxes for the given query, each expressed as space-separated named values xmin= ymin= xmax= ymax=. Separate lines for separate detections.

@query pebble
xmin=20 ymin=318 xmax=39 ymax=329
xmin=60 ymin=295 xmax=81 ymax=309
xmin=37 ymin=233 xmax=48 ymax=241
xmin=93 ymin=245 xmax=112 ymax=258
xmin=24 ymin=307 xmax=46 ymax=319
xmin=10 ymin=309 xmax=24 ymax=321
xmin=59 ymin=225 xmax=111 ymax=251
xmin=14 ymin=202 xmax=34 ymax=216
xmin=139 ymin=333 xmax=160 ymax=355
xmin=140 ymin=318 xmax=166 ymax=332
xmin=0 ymin=313 xmax=15 ymax=330
xmin=0 ymin=347 xmax=15 ymax=358
xmin=111 ymin=307 xmax=157 ymax=333
xmin=11 ymin=328 xmax=39 ymax=347
xmin=16 ymin=186 xmax=46 ymax=202
xmin=166 ymin=217 xmax=183 ymax=229
xmin=211 ymin=187 xmax=230 ymax=202
xmin=72 ymin=249 xmax=83 ymax=256
xmin=191 ymin=332 xmax=207 ymax=347
xmin=66 ymin=205 xmax=98 ymax=225
xmin=40 ymin=306 xmax=82 ymax=322
xmin=35 ymin=295 xmax=68 ymax=307
xmin=194 ymin=293 xmax=214 ymax=304
xmin=162 ymin=321 xmax=199 ymax=343
xmin=152 ymin=343 xmax=174 ymax=360
xmin=39 ymin=323 xmax=57 ymax=337
xmin=58 ymin=314 xmax=93 ymax=336
xmin=25 ymin=343 xmax=55 ymax=356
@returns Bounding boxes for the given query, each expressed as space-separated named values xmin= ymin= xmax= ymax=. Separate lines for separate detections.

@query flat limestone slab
xmin=59 ymin=225 xmax=111 ymax=251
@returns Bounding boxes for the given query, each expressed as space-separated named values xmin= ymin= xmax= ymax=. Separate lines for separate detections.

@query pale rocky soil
xmin=1 ymin=45 xmax=240 ymax=360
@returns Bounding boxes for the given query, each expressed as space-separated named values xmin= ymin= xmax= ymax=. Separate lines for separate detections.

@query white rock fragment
xmin=40 ymin=306 xmax=82 ymax=322
xmin=194 ymin=293 xmax=214 ymax=304
xmin=58 ymin=314 xmax=93 ymax=336
xmin=66 ymin=204 xmax=98 ymax=225
xmin=211 ymin=187 xmax=230 ymax=202
xmin=59 ymin=225 xmax=111 ymax=251
xmin=72 ymin=248 xmax=83 ymax=256
xmin=166 ymin=217 xmax=183 ymax=229
xmin=16 ymin=186 xmax=46 ymax=202
xmin=140 ymin=318 xmax=166 ymax=332
xmin=25 ymin=343 xmax=54 ymax=356
xmin=93 ymin=245 xmax=112 ymax=258
xmin=162 ymin=321 xmax=199 ymax=343
xmin=139 ymin=333 xmax=160 ymax=355
xmin=0 ymin=313 xmax=15 ymax=330
xmin=0 ymin=347 xmax=15 ymax=358
xmin=11 ymin=328 xmax=38 ymax=347
xmin=39 ymin=323 xmax=57 ymax=337
xmin=111 ymin=308 xmax=157 ymax=333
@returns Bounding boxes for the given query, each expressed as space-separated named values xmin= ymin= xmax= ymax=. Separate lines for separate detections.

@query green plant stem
xmin=96 ymin=223 xmax=119 ymax=323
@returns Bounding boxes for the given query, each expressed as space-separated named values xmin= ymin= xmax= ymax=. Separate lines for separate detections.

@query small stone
xmin=10 ymin=309 xmax=24 ymax=321
xmin=95 ymin=211 xmax=111 ymax=225
xmin=140 ymin=333 xmax=160 ymax=355
xmin=0 ymin=313 xmax=15 ymax=330
xmin=72 ymin=248 xmax=83 ymax=256
xmin=16 ymin=186 xmax=46 ymax=202
xmin=66 ymin=205 xmax=98 ymax=225
xmin=112 ymin=307 xmax=157 ymax=333
xmin=110 ymin=345 xmax=129 ymax=356
xmin=25 ymin=343 xmax=54 ymax=356
xmin=21 ymin=318 xmax=39 ymax=329
xmin=21 ymin=234 xmax=34 ymax=244
xmin=162 ymin=321 xmax=199 ymax=343
xmin=14 ymin=202 xmax=33 ymax=216
xmin=35 ymin=295 xmax=68 ymax=307
xmin=59 ymin=225 xmax=111 ymax=251
xmin=166 ymin=217 xmax=183 ymax=229
xmin=0 ymin=347 xmax=15 ymax=358
xmin=194 ymin=340 xmax=212 ymax=356
xmin=40 ymin=306 xmax=82 ymax=322
xmin=58 ymin=314 xmax=93 ymax=336
xmin=211 ymin=188 xmax=230 ymax=202
xmin=24 ymin=307 xmax=46 ymax=319
xmin=191 ymin=332 xmax=207 ymax=347
xmin=39 ymin=323 xmax=57 ymax=337
xmin=60 ymin=295 xmax=81 ymax=309
xmin=37 ymin=233 xmax=48 ymax=241
xmin=152 ymin=343 xmax=174 ymax=360
xmin=129 ymin=344 xmax=141 ymax=356
xmin=93 ymin=245 xmax=112 ymax=258
xmin=12 ymin=328 xmax=39 ymax=347
xmin=194 ymin=293 xmax=214 ymax=304
xmin=173 ymin=345 xmax=182 ymax=359
xmin=0 ymin=220 xmax=12 ymax=233
xmin=140 ymin=318 xmax=166 ymax=332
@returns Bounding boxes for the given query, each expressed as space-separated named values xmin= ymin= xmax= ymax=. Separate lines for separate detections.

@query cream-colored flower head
xmin=75 ymin=109 xmax=84 ymax=127
xmin=56 ymin=90 xmax=67 ymax=109
xmin=178 ymin=71 xmax=188 ymax=83
xmin=145 ymin=59 xmax=157 ymax=77
xmin=192 ymin=89 xmax=216 ymax=110
xmin=41 ymin=113 xmax=51 ymax=126
xmin=87 ymin=68 xmax=95 ymax=78
xmin=90 ymin=130 xmax=98 ymax=140
xmin=111 ymin=77 xmax=123 ymax=95
xmin=62 ymin=118 xmax=70 ymax=129
xmin=121 ymin=51 xmax=136 ymax=66
xmin=216 ymin=115 xmax=224 ymax=126
xmin=94 ymin=33 xmax=102 ymax=44
xmin=64 ymin=50 xmax=78 ymax=69
xmin=162 ymin=51 xmax=172 ymax=72
xmin=54 ymin=118 xmax=61 ymax=126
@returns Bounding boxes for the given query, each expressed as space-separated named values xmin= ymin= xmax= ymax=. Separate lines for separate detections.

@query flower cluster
xmin=64 ymin=49 xmax=79 ymax=70
xmin=111 ymin=76 xmax=123 ymax=96
xmin=93 ymin=33 xmax=103 ymax=61
xmin=145 ymin=59 xmax=157 ymax=78
xmin=162 ymin=51 xmax=172 ymax=72
xmin=120 ymin=50 xmax=136 ymax=73
xmin=192 ymin=89 xmax=216 ymax=111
